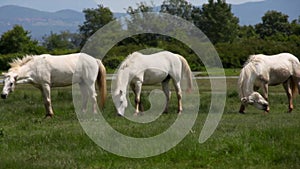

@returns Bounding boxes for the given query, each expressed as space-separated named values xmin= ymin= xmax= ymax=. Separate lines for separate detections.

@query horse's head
xmin=1 ymin=72 xmax=18 ymax=99
xmin=241 ymin=92 xmax=269 ymax=111
xmin=112 ymin=89 xmax=128 ymax=116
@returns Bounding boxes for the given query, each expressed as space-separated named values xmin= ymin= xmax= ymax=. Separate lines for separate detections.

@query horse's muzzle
xmin=263 ymin=104 xmax=269 ymax=112
xmin=1 ymin=94 xmax=7 ymax=99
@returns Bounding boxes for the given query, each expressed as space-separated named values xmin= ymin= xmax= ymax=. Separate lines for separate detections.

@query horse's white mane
xmin=120 ymin=52 xmax=141 ymax=70
xmin=9 ymin=55 xmax=34 ymax=68
xmin=239 ymin=54 xmax=261 ymax=98
xmin=242 ymin=54 xmax=261 ymax=67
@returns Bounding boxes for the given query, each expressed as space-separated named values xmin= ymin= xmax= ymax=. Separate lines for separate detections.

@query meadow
xmin=0 ymin=78 xmax=299 ymax=169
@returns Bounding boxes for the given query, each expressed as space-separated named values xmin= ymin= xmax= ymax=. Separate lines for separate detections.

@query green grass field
xmin=0 ymin=78 xmax=299 ymax=169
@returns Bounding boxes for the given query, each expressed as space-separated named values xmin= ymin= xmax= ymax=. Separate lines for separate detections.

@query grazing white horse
xmin=238 ymin=53 xmax=300 ymax=114
xmin=1 ymin=53 xmax=107 ymax=117
xmin=112 ymin=51 xmax=193 ymax=116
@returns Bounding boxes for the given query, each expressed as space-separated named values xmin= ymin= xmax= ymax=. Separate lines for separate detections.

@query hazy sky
xmin=0 ymin=0 xmax=265 ymax=12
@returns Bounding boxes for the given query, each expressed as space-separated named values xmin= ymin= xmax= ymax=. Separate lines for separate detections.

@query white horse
xmin=1 ymin=53 xmax=107 ymax=117
xmin=238 ymin=53 xmax=300 ymax=114
xmin=112 ymin=51 xmax=193 ymax=116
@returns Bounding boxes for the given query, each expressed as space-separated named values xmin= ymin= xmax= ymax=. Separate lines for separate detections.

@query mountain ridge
xmin=231 ymin=0 xmax=300 ymax=25
xmin=0 ymin=1 xmax=299 ymax=40
xmin=0 ymin=5 xmax=85 ymax=40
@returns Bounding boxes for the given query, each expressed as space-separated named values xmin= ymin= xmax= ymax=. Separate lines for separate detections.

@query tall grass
xmin=0 ymin=79 xmax=299 ymax=168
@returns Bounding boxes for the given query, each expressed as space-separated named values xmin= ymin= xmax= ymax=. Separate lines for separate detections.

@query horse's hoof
xmin=263 ymin=111 xmax=269 ymax=115
xmin=116 ymin=113 xmax=124 ymax=117
xmin=134 ymin=112 xmax=144 ymax=116
xmin=45 ymin=114 xmax=53 ymax=118
xmin=239 ymin=111 xmax=245 ymax=114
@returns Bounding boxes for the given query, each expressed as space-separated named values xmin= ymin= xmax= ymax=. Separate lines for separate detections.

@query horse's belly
xmin=50 ymin=73 xmax=74 ymax=87
xmin=143 ymin=69 xmax=168 ymax=85
xmin=268 ymin=68 xmax=291 ymax=85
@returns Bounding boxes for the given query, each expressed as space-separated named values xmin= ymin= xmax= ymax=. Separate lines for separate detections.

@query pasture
xmin=0 ymin=78 xmax=299 ymax=169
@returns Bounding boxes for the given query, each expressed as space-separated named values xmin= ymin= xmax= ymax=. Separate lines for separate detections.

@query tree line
xmin=0 ymin=0 xmax=300 ymax=71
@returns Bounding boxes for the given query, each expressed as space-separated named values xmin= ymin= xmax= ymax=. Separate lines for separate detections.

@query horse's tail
xmin=291 ymin=76 xmax=298 ymax=97
xmin=96 ymin=59 xmax=107 ymax=109
xmin=177 ymin=55 xmax=193 ymax=92
xmin=291 ymin=59 xmax=300 ymax=96
xmin=238 ymin=67 xmax=246 ymax=98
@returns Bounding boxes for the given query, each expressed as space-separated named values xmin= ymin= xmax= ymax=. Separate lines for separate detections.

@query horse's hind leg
xmin=162 ymin=77 xmax=171 ymax=113
xmin=173 ymin=80 xmax=183 ymax=114
xmin=40 ymin=84 xmax=54 ymax=117
xmin=88 ymin=84 xmax=98 ymax=114
xmin=79 ymin=83 xmax=89 ymax=113
xmin=283 ymin=79 xmax=293 ymax=112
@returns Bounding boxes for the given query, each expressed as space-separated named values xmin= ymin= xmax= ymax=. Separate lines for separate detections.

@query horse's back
xmin=256 ymin=53 xmax=298 ymax=63
xmin=126 ymin=51 xmax=183 ymax=84
xmin=35 ymin=53 xmax=97 ymax=86
xmin=136 ymin=51 xmax=182 ymax=69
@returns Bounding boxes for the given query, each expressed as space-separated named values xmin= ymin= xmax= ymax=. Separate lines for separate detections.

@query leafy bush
xmin=216 ymin=37 xmax=300 ymax=68
xmin=0 ymin=53 xmax=25 ymax=71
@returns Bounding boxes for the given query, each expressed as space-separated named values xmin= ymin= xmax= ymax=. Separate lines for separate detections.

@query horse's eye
xmin=10 ymin=83 xmax=13 ymax=87
xmin=120 ymin=101 xmax=123 ymax=105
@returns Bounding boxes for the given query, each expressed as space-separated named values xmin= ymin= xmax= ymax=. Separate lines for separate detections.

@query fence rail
xmin=0 ymin=73 xmax=237 ymax=84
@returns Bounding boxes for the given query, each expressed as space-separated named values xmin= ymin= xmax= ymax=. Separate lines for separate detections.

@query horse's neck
xmin=117 ymin=68 xmax=130 ymax=92
xmin=241 ymin=64 xmax=258 ymax=97
xmin=16 ymin=64 xmax=32 ymax=79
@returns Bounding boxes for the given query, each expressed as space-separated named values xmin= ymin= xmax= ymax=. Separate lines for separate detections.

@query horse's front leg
xmin=261 ymin=83 xmax=270 ymax=112
xmin=239 ymin=104 xmax=246 ymax=114
xmin=283 ymin=80 xmax=293 ymax=113
xmin=40 ymin=84 xmax=54 ymax=117
xmin=132 ymin=81 xmax=143 ymax=116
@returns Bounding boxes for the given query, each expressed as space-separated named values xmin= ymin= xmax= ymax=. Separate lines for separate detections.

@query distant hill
xmin=231 ymin=0 xmax=300 ymax=25
xmin=0 ymin=5 xmax=85 ymax=40
xmin=0 ymin=0 xmax=299 ymax=40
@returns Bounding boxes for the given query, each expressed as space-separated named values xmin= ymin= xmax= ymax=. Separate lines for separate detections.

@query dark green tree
xmin=255 ymin=10 xmax=291 ymax=38
xmin=290 ymin=16 xmax=300 ymax=36
xmin=79 ymin=5 xmax=114 ymax=46
xmin=160 ymin=0 xmax=193 ymax=21
xmin=192 ymin=0 xmax=239 ymax=44
xmin=42 ymin=31 xmax=81 ymax=51
xmin=238 ymin=25 xmax=258 ymax=40
xmin=0 ymin=25 xmax=43 ymax=54
xmin=127 ymin=2 xmax=154 ymax=14
xmin=125 ymin=2 xmax=158 ymax=46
